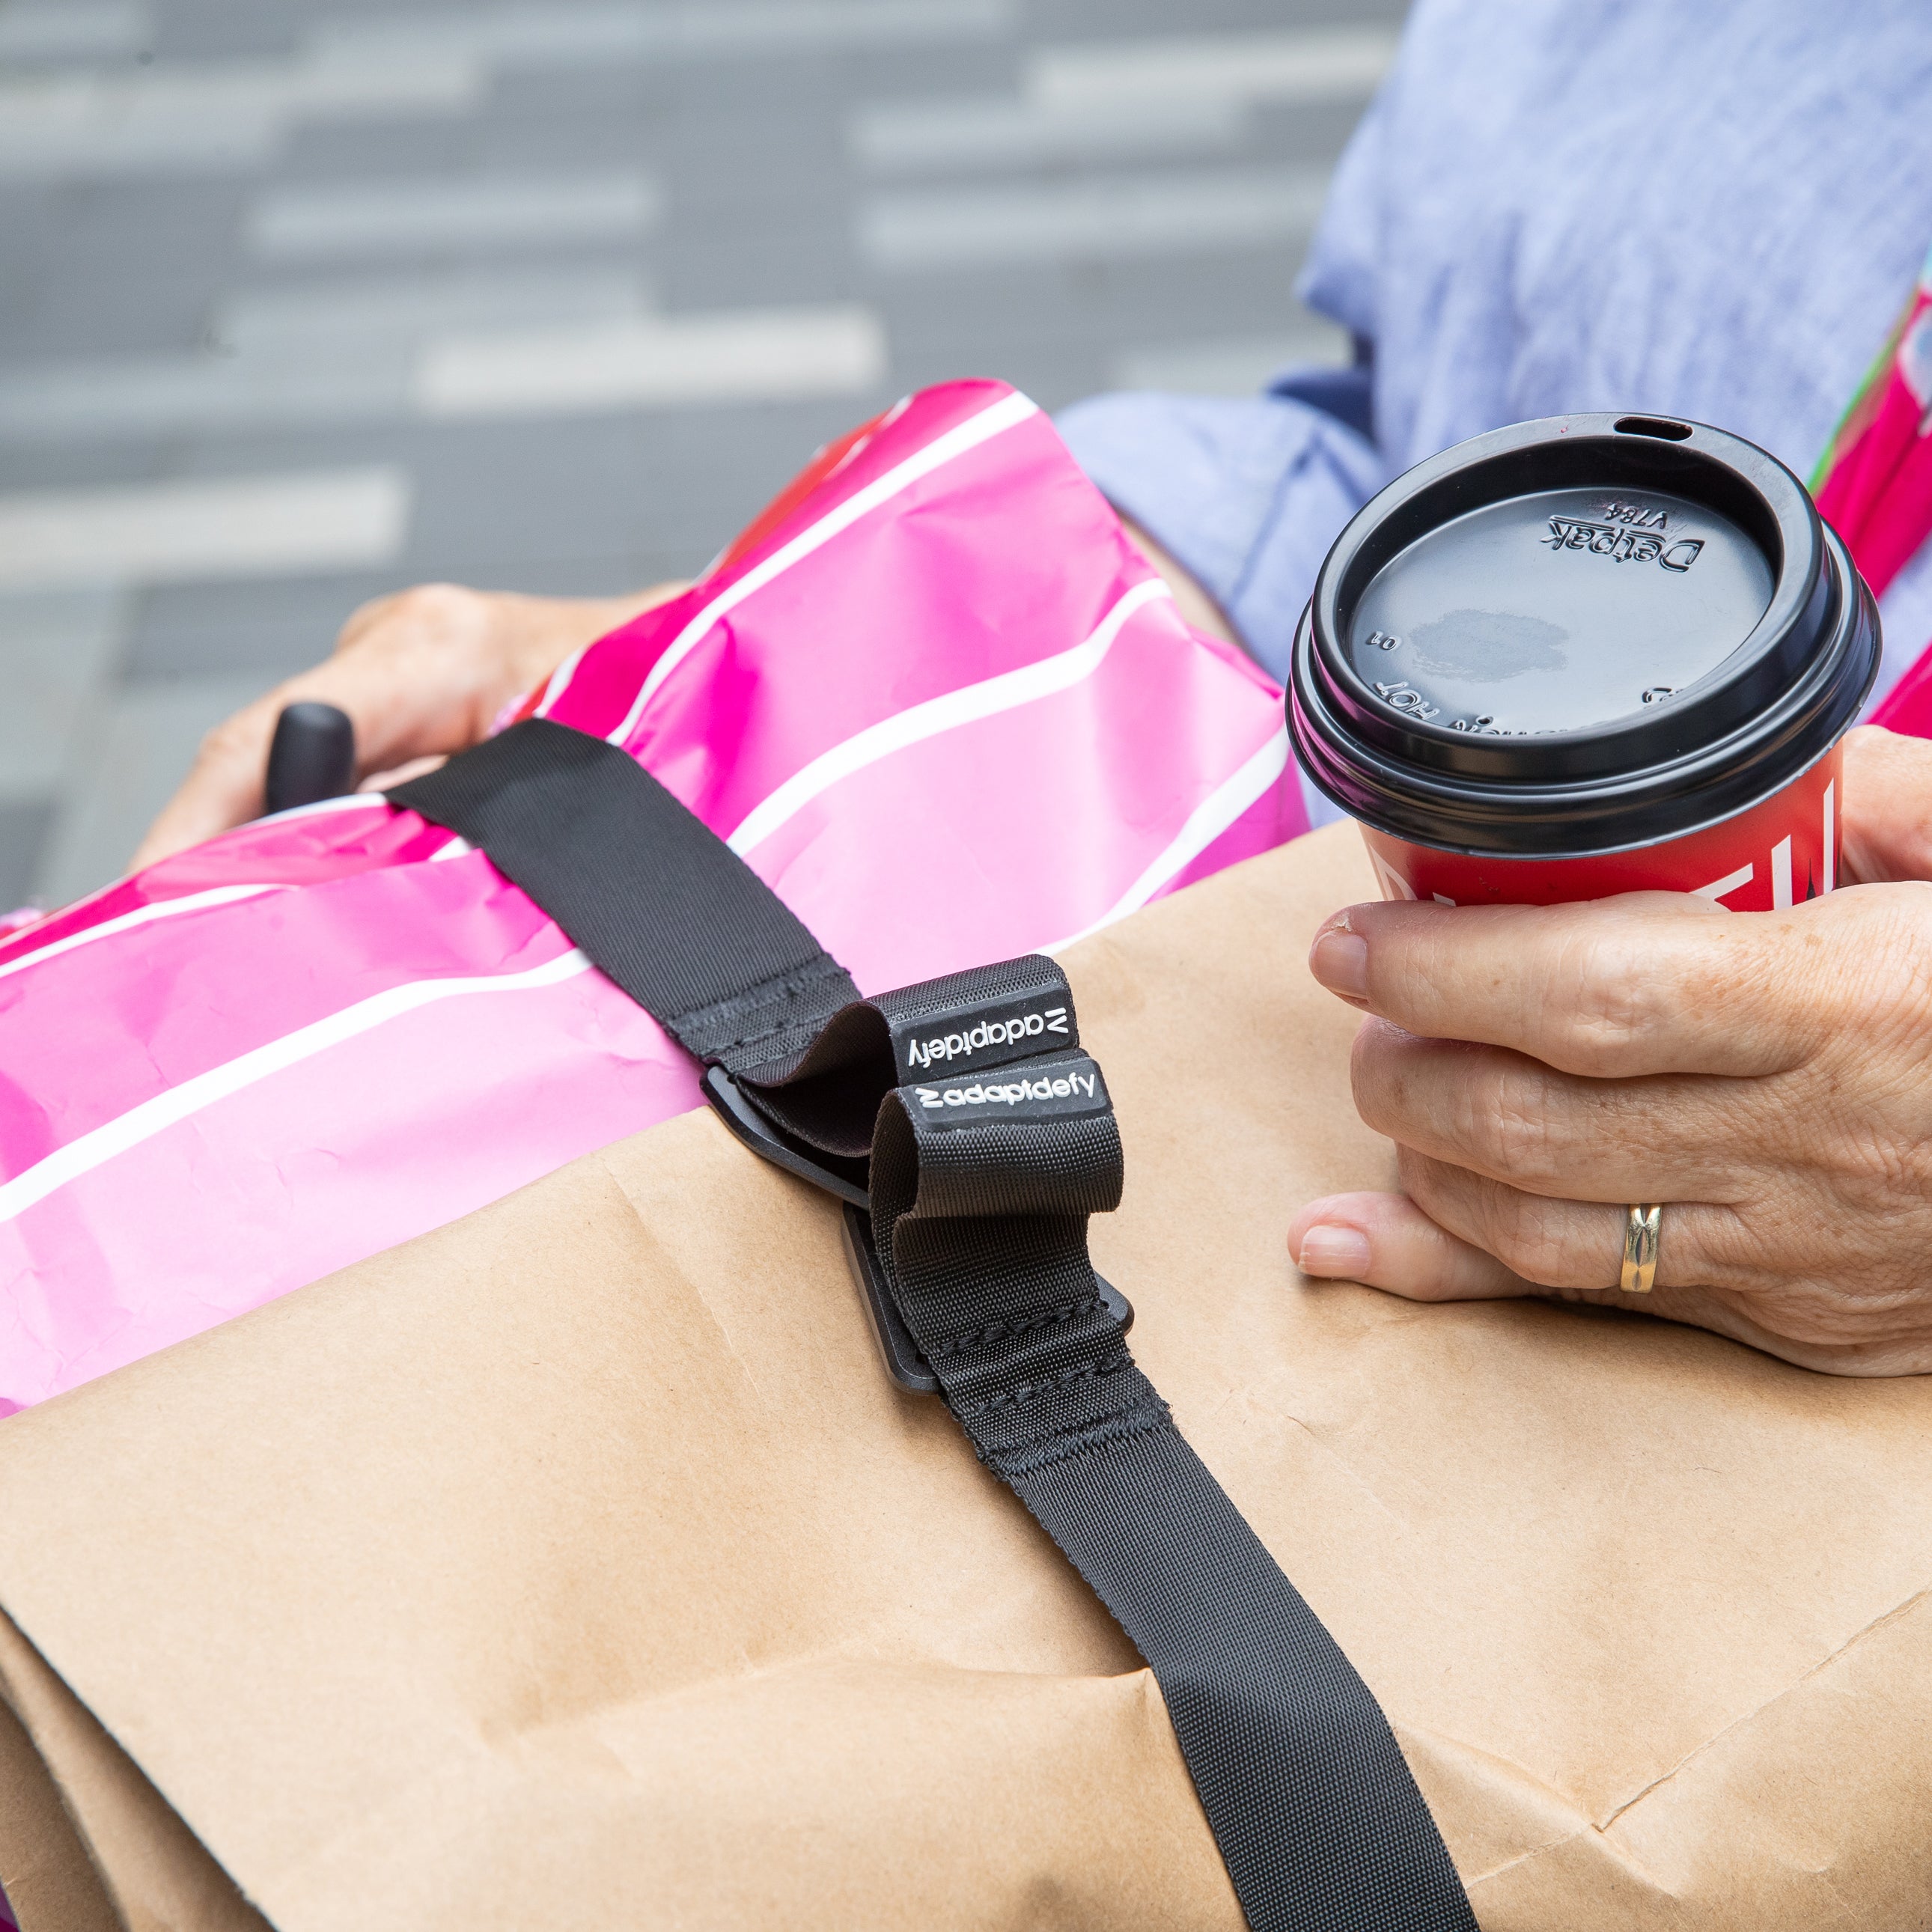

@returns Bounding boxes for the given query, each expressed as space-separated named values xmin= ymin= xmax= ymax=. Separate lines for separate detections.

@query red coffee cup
xmin=1288 ymin=413 xmax=1880 ymax=909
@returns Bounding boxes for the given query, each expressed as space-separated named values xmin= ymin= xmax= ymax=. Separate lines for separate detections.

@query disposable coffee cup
xmin=1288 ymin=413 xmax=1881 ymax=909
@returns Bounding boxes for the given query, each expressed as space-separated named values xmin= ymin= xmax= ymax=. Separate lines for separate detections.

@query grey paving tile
xmin=0 ymin=49 xmax=481 ymax=183
xmin=247 ymin=169 xmax=663 ymax=260
xmin=1247 ymin=96 xmax=1394 ymax=163
xmin=1111 ymin=316 xmax=1350 ymax=393
xmin=877 ymin=249 xmax=1309 ymax=362
xmin=0 ymin=445 xmax=168 ymax=492
xmin=0 ymin=192 xmax=62 ymax=271
xmin=400 ymin=418 xmax=743 ymax=567
xmin=34 ymin=670 xmax=269 ymax=905
xmin=0 ymin=799 xmax=54 ymax=913
xmin=338 ymin=400 xmax=878 ymax=580
xmin=127 ymin=552 xmax=700 ymax=684
xmin=0 ymin=588 xmax=127 ymax=794
xmin=474 ymin=64 xmax=667 ymax=126
xmin=273 ymin=118 xmax=473 ymax=178
xmin=647 ymin=39 xmax=1020 ymax=111
xmin=496 ymin=549 xmax=702 ymax=598
xmin=858 ymin=163 xmax=1332 ymax=270
xmin=303 ymin=1 xmax=1020 ymax=73
xmin=660 ymin=124 xmax=849 ymax=219
xmin=147 ymin=0 xmax=303 ymax=59
xmin=1 ymin=267 xmax=217 ymax=360
xmin=0 ymin=2 xmax=153 ymax=63
xmin=664 ymin=230 xmax=859 ymax=311
xmin=36 ymin=179 xmax=245 ymax=280
xmin=472 ymin=114 xmax=660 ymax=173
xmin=214 ymin=261 xmax=656 ymax=353
xmin=1026 ymin=0 xmax=1404 ymax=29
xmin=125 ymin=572 xmax=395 ymax=679
xmin=0 ymin=347 xmax=410 ymax=444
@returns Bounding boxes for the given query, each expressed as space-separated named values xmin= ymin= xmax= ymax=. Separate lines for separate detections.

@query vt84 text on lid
xmin=1288 ymin=412 xmax=1881 ymax=908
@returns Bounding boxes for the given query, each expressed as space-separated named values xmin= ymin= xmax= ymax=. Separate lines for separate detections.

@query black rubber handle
xmin=264 ymin=702 xmax=356 ymax=814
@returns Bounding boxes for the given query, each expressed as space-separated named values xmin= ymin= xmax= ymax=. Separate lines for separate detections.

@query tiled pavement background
xmin=0 ymin=0 xmax=1404 ymax=910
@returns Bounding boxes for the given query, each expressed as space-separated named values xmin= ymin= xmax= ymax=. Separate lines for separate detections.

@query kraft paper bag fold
xmin=0 ymin=1613 xmax=265 ymax=1932
xmin=3 ymin=820 xmax=1932 ymax=1930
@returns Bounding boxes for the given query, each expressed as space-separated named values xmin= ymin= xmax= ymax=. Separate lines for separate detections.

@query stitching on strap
xmin=926 ymin=1293 xmax=1104 ymax=1359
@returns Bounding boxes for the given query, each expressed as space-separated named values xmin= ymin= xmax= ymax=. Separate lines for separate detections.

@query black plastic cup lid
xmin=1288 ymin=413 xmax=1881 ymax=857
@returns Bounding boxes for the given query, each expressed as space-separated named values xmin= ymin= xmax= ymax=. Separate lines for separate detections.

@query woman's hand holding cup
xmin=1293 ymin=725 xmax=1932 ymax=1376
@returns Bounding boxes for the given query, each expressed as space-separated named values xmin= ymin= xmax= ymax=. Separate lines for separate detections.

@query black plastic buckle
xmin=840 ymin=1201 xmax=1133 ymax=1396
xmin=704 ymin=1059 xmax=1132 ymax=1397
xmin=701 ymin=1064 xmax=870 ymax=1207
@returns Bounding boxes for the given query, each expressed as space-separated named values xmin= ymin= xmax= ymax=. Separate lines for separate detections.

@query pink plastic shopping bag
xmin=0 ymin=381 xmax=1304 ymax=1416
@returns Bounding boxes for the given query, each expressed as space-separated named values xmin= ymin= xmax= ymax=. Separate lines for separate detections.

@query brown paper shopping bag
xmin=3 ymin=821 xmax=1932 ymax=1931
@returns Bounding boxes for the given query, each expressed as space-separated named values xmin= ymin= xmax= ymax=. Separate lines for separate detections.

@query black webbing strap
xmin=393 ymin=718 xmax=858 ymax=1079
xmin=393 ymin=719 xmax=1475 ymax=1932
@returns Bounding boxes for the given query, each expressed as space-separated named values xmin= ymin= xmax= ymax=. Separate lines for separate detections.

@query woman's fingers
xmin=1839 ymin=725 xmax=1932 ymax=884
xmin=1347 ymin=1020 xmax=1752 ymax=1201
xmin=1289 ymin=1182 xmax=1932 ymax=1377
xmin=127 ymin=580 xmax=688 ymax=874
xmin=1308 ymin=893 xmax=1823 ymax=1078
xmin=1290 ymin=1189 xmax=1532 ymax=1301
xmin=1392 ymin=1148 xmax=1748 ymax=1295
xmin=1290 ymin=1156 xmax=1742 ymax=1300
xmin=127 ymin=682 xmax=318 ymax=870
xmin=359 ymin=753 xmax=449 ymax=792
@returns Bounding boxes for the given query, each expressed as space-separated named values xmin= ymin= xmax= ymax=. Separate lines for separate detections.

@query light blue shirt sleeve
xmin=1055 ymin=385 xmax=1383 ymax=687
xmin=1059 ymin=0 xmax=1932 ymax=749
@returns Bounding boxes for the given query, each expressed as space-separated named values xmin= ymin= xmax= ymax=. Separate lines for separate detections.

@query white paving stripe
xmin=727 ymin=577 xmax=1171 ymax=855
xmin=417 ymin=308 xmax=888 ymax=418
xmin=0 ymin=469 xmax=411 ymax=592
xmin=859 ymin=165 xmax=1333 ymax=269
xmin=0 ymin=51 xmax=483 ymax=180
xmin=0 ymin=268 xmax=672 ymax=444
xmin=1026 ymin=26 xmax=1400 ymax=107
xmin=215 ymin=264 xmax=656 ymax=354
xmin=0 ymin=356 xmax=409 ymax=444
xmin=1111 ymin=323 xmax=1352 ymax=394
xmin=1046 ymin=725 xmax=1293 ymax=953
xmin=850 ymin=93 xmax=1243 ymax=174
xmin=248 ymin=171 xmax=662 ymax=261
xmin=0 ymin=884 xmax=281 ymax=984
xmin=305 ymin=0 xmax=1017 ymax=69
xmin=0 ymin=948 xmax=594 ymax=1227
xmin=602 ymin=388 xmax=1040 ymax=746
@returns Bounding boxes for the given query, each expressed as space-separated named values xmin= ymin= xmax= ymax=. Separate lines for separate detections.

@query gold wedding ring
xmin=1620 ymin=1204 xmax=1662 ymax=1293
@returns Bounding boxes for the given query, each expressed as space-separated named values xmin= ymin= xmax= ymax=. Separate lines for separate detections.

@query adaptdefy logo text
xmin=915 ymin=1067 xmax=1099 ymax=1110
xmin=905 ymin=1005 xmax=1068 ymax=1070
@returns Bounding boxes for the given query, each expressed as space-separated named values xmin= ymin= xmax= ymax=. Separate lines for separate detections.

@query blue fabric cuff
xmin=1055 ymin=386 xmax=1385 ymax=683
